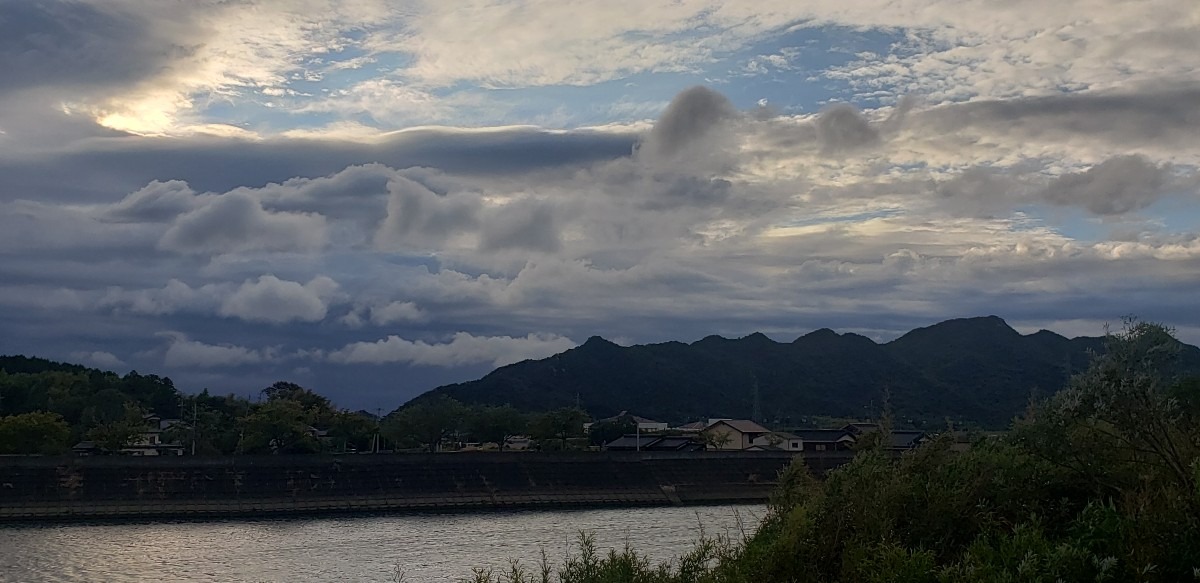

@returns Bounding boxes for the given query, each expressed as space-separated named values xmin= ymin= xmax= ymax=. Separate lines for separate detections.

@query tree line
xmin=0 ymin=357 xmax=624 ymax=454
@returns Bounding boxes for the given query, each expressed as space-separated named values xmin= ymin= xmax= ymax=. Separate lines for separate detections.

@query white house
xmin=702 ymin=419 xmax=771 ymax=450
xmin=750 ymin=431 xmax=804 ymax=451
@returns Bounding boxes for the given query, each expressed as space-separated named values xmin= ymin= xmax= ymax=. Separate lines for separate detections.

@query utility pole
xmin=373 ymin=408 xmax=382 ymax=454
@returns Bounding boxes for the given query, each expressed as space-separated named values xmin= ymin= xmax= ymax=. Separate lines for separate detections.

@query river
xmin=0 ymin=505 xmax=765 ymax=582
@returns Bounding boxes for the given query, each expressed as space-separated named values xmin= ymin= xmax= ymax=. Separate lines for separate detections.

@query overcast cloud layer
xmin=1 ymin=0 xmax=1198 ymax=410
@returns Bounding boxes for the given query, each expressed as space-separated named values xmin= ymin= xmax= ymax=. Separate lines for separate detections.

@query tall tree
xmin=468 ymin=405 xmax=528 ymax=449
xmin=237 ymin=399 xmax=320 ymax=454
xmin=531 ymin=407 xmax=590 ymax=450
xmin=383 ymin=395 xmax=467 ymax=452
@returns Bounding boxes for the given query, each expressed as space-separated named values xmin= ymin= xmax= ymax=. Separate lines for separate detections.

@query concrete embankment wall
xmin=0 ymin=451 xmax=855 ymax=521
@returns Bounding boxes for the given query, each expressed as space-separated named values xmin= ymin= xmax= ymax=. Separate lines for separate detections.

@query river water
xmin=0 ymin=505 xmax=765 ymax=582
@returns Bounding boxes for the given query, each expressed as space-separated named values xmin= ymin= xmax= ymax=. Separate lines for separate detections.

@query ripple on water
xmin=0 ymin=505 xmax=765 ymax=583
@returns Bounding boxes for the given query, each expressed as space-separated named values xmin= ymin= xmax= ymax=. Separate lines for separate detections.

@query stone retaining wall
xmin=0 ymin=451 xmax=855 ymax=521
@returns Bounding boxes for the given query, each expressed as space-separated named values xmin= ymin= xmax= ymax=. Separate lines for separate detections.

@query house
xmin=584 ymin=411 xmax=669 ymax=433
xmin=888 ymin=430 xmax=927 ymax=450
xmin=750 ymin=431 xmax=804 ymax=451
xmin=790 ymin=429 xmax=857 ymax=451
xmin=118 ymin=414 xmax=185 ymax=456
xmin=604 ymin=434 xmax=705 ymax=452
xmin=702 ymin=419 xmax=771 ymax=450
xmin=122 ymin=415 xmax=185 ymax=456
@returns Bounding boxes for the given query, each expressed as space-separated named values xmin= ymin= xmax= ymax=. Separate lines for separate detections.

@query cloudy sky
xmin=2 ymin=0 xmax=1198 ymax=410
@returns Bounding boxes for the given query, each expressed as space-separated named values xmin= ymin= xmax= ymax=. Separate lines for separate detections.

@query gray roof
xmin=596 ymin=411 xmax=663 ymax=424
xmin=709 ymin=419 xmax=770 ymax=434
xmin=889 ymin=431 xmax=927 ymax=449
xmin=604 ymin=435 xmax=704 ymax=451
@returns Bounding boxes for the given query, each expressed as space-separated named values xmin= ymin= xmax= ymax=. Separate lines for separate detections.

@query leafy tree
xmin=326 ymin=410 xmax=379 ymax=453
xmin=530 ymin=407 xmax=590 ymax=450
xmin=0 ymin=411 xmax=71 ymax=454
xmin=86 ymin=402 xmax=148 ymax=453
xmin=468 ymin=405 xmax=528 ymax=449
xmin=383 ymin=395 xmax=467 ymax=452
xmin=237 ymin=399 xmax=320 ymax=454
xmin=262 ymin=381 xmax=336 ymax=426
xmin=1017 ymin=318 xmax=1200 ymax=496
xmin=701 ymin=427 xmax=734 ymax=449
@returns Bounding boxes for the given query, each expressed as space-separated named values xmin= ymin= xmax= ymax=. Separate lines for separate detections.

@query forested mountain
xmin=419 ymin=316 xmax=1200 ymax=428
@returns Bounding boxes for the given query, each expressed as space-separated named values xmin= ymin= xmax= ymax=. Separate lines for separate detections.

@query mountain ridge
xmin=417 ymin=316 xmax=1200 ymax=428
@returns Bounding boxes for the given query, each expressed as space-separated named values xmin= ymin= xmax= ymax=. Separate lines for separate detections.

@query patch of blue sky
xmin=1018 ymin=205 xmax=1112 ymax=242
xmin=712 ymin=25 xmax=905 ymax=111
xmin=433 ymin=71 xmax=708 ymax=128
xmin=1022 ymin=198 xmax=1200 ymax=243
xmin=1134 ymin=197 xmax=1200 ymax=234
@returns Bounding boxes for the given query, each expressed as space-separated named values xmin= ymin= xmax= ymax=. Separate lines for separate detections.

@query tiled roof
xmin=710 ymin=419 xmax=770 ymax=434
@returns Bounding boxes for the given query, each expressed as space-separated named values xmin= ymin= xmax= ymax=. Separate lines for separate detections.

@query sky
xmin=2 ymin=0 xmax=1199 ymax=411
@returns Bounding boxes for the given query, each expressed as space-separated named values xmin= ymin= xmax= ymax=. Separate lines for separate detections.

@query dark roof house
xmin=604 ymin=434 xmax=705 ymax=452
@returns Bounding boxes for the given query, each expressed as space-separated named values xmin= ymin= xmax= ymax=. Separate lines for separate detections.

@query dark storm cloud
xmin=159 ymin=191 xmax=328 ymax=255
xmin=0 ymin=1 xmax=186 ymax=96
xmin=1039 ymin=155 xmax=1175 ymax=216
xmin=920 ymin=85 xmax=1200 ymax=147
xmin=104 ymin=180 xmax=204 ymax=223
xmin=816 ymin=103 xmax=880 ymax=154
xmin=479 ymin=200 xmax=562 ymax=253
xmin=374 ymin=176 xmax=481 ymax=250
xmin=637 ymin=86 xmax=737 ymax=162
xmin=0 ymin=128 xmax=639 ymax=203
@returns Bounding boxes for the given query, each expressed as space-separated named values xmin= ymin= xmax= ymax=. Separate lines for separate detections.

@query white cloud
xmin=101 ymin=279 xmax=229 ymax=316
xmin=219 ymin=275 xmax=341 ymax=324
xmin=69 ymin=351 xmax=127 ymax=369
xmin=369 ymin=301 xmax=426 ymax=326
xmin=328 ymin=332 xmax=577 ymax=367
xmin=159 ymin=331 xmax=278 ymax=368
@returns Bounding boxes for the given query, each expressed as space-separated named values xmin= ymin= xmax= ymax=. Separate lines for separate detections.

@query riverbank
xmin=0 ymin=451 xmax=853 ymax=521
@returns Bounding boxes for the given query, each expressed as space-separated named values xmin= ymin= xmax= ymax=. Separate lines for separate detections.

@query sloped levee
xmin=0 ymin=452 xmax=852 ymax=521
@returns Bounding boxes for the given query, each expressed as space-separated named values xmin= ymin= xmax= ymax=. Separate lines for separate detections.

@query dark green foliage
xmin=0 ymin=356 xmax=374 ymax=455
xmin=587 ymin=416 xmax=637 ymax=446
xmin=325 ymin=410 xmax=379 ymax=453
xmin=86 ymin=402 xmax=149 ymax=452
xmin=383 ymin=394 xmax=468 ymax=452
xmin=530 ymin=407 xmax=590 ymax=449
xmin=0 ymin=411 xmax=71 ymax=454
xmin=425 ymin=317 xmax=1200 ymax=428
xmin=236 ymin=399 xmax=321 ymax=454
xmin=467 ymin=405 xmax=528 ymax=448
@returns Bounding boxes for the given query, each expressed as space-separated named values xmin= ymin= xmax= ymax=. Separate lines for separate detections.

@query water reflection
xmin=0 ymin=505 xmax=764 ymax=582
